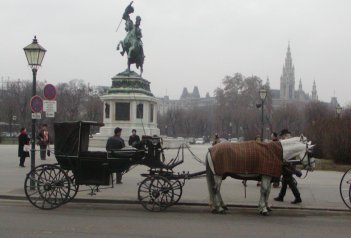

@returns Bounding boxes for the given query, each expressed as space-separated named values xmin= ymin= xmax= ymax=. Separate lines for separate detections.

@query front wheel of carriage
xmin=138 ymin=175 xmax=175 ymax=211
xmin=24 ymin=164 xmax=71 ymax=210
xmin=340 ymin=168 xmax=351 ymax=209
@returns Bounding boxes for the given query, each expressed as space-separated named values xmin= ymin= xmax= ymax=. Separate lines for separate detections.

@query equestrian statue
xmin=117 ymin=2 xmax=145 ymax=76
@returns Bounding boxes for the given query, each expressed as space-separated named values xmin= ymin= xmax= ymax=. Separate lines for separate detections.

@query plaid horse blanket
xmin=209 ymin=141 xmax=283 ymax=178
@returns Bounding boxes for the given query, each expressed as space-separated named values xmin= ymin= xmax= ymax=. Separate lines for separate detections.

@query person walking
xmin=128 ymin=129 xmax=140 ymax=147
xmin=106 ymin=127 xmax=125 ymax=184
xmin=274 ymin=129 xmax=302 ymax=204
xmin=18 ymin=128 xmax=30 ymax=167
xmin=37 ymin=124 xmax=50 ymax=160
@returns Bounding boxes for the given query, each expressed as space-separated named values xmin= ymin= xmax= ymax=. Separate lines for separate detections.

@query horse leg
xmin=259 ymin=175 xmax=272 ymax=215
xmin=265 ymin=176 xmax=272 ymax=212
xmin=206 ymin=154 xmax=224 ymax=213
xmin=213 ymin=176 xmax=225 ymax=213
xmin=117 ymin=41 xmax=125 ymax=55
xmin=140 ymin=64 xmax=143 ymax=77
xmin=206 ymin=158 xmax=215 ymax=210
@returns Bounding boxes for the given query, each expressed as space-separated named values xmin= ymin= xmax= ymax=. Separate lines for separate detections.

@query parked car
xmin=230 ymin=138 xmax=238 ymax=143
xmin=195 ymin=138 xmax=205 ymax=144
xmin=188 ymin=137 xmax=195 ymax=144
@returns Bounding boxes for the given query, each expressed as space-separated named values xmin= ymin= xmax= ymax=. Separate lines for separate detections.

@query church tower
xmin=280 ymin=43 xmax=295 ymax=100
xmin=298 ymin=78 xmax=304 ymax=101
xmin=312 ymin=80 xmax=318 ymax=101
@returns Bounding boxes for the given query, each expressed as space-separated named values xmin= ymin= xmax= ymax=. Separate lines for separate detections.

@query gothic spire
xmin=312 ymin=80 xmax=318 ymax=101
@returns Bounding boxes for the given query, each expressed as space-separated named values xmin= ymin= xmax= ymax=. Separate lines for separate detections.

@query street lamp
xmin=23 ymin=36 xmax=46 ymax=188
xmin=336 ymin=104 xmax=342 ymax=118
xmin=259 ymin=88 xmax=267 ymax=141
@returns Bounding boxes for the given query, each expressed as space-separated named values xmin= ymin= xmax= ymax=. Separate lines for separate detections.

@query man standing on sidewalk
xmin=106 ymin=127 xmax=125 ymax=184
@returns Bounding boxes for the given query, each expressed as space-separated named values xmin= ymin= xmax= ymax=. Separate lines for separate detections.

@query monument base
xmin=89 ymin=71 xmax=160 ymax=147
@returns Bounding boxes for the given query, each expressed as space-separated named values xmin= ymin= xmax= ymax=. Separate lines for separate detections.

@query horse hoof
xmin=211 ymin=209 xmax=226 ymax=214
xmin=267 ymin=207 xmax=272 ymax=212
xmin=259 ymin=211 xmax=269 ymax=216
xmin=222 ymin=206 xmax=229 ymax=211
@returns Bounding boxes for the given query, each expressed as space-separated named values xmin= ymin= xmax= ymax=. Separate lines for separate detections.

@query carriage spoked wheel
xmin=52 ymin=164 xmax=79 ymax=203
xmin=170 ymin=180 xmax=183 ymax=204
xmin=24 ymin=164 xmax=71 ymax=210
xmin=138 ymin=175 xmax=174 ymax=211
xmin=340 ymin=168 xmax=351 ymax=209
xmin=63 ymin=169 xmax=79 ymax=203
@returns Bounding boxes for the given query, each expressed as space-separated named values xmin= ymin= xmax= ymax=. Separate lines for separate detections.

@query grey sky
xmin=1 ymin=0 xmax=350 ymax=105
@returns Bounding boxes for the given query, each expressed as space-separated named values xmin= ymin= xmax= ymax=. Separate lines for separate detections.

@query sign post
xmin=43 ymin=84 xmax=57 ymax=118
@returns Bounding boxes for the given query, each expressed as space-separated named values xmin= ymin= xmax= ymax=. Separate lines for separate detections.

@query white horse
xmin=206 ymin=137 xmax=315 ymax=215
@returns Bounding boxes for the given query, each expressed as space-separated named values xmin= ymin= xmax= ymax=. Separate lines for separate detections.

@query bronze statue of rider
xmin=117 ymin=2 xmax=144 ymax=76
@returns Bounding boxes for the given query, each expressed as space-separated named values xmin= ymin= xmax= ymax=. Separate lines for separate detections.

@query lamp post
xmin=259 ymin=88 xmax=267 ymax=142
xmin=23 ymin=36 xmax=46 ymax=189
xmin=336 ymin=104 xmax=342 ymax=119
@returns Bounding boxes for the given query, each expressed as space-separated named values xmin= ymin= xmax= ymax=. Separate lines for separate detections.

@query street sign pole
xmin=30 ymin=69 xmax=37 ymax=190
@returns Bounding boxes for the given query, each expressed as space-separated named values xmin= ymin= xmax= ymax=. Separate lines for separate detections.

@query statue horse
xmin=117 ymin=23 xmax=144 ymax=76
xmin=206 ymin=137 xmax=315 ymax=215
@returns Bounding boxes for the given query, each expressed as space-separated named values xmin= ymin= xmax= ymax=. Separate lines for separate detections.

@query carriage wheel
xmin=24 ymin=164 xmax=71 ymax=210
xmin=340 ymin=168 xmax=351 ymax=209
xmin=170 ymin=180 xmax=183 ymax=204
xmin=138 ymin=176 xmax=174 ymax=212
xmin=63 ymin=170 xmax=79 ymax=203
xmin=53 ymin=164 xmax=79 ymax=203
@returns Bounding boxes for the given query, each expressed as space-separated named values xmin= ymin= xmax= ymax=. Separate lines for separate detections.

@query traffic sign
xmin=45 ymin=112 xmax=55 ymax=118
xmin=31 ymin=113 xmax=41 ymax=119
xmin=43 ymin=84 xmax=56 ymax=100
xmin=43 ymin=100 xmax=57 ymax=112
xmin=30 ymin=95 xmax=43 ymax=113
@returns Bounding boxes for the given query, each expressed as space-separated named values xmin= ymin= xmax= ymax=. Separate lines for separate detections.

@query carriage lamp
xmin=259 ymin=88 xmax=267 ymax=142
xmin=24 ymin=36 xmax=46 ymax=189
xmin=336 ymin=104 xmax=342 ymax=118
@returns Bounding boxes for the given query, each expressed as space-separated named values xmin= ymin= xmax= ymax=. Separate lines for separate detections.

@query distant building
xmin=270 ymin=44 xmax=322 ymax=108
xmin=158 ymin=44 xmax=338 ymax=113
xmin=157 ymin=86 xmax=215 ymax=115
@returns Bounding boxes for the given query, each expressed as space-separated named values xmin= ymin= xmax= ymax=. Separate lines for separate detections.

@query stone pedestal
xmin=90 ymin=70 xmax=160 ymax=147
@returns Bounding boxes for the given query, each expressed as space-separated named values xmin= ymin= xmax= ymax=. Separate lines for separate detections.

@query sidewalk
xmin=0 ymin=144 xmax=349 ymax=211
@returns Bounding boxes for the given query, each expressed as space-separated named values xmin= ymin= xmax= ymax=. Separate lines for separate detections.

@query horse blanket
xmin=209 ymin=141 xmax=283 ymax=178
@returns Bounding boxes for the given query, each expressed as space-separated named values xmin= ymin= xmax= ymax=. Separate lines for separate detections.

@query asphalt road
xmin=1 ymin=199 xmax=351 ymax=238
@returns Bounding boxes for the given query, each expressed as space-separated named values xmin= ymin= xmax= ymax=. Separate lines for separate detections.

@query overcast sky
xmin=1 ymin=0 xmax=350 ymax=105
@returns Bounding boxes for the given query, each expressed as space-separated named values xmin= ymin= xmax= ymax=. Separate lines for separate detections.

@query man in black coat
xmin=274 ymin=129 xmax=302 ymax=204
xmin=128 ymin=129 xmax=140 ymax=147
xmin=106 ymin=127 xmax=125 ymax=184
xmin=18 ymin=127 xmax=30 ymax=167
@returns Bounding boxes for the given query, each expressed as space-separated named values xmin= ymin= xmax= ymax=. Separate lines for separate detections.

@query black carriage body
xmin=54 ymin=121 xmax=167 ymax=186
xmin=54 ymin=121 xmax=142 ymax=185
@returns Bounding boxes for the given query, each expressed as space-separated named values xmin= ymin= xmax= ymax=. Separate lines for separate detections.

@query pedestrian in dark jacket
xmin=18 ymin=128 xmax=30 ymax=167
xmin=106 ymin=127 xmax=125 ymax=184
xmin=37 ymin=124 xmax=50 ymax=160
xmin=128 ymin=129 xmax=140 ymax=147
xmin=274 ymin=129 xmax=302 ymax=204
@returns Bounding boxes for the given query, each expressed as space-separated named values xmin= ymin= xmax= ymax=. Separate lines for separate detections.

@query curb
xmin=1 ymin=194 xmax=349 ymax=213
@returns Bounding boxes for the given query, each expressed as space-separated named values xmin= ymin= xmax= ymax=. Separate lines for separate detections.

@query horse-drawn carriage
xmin=24 ymin=121 xmax=316 ymax=215
xmin=24 ymin=121 xmax=205 ymax=211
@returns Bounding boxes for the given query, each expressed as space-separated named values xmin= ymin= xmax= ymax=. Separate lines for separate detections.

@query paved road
xmin=0 ymin=200 xmax=351 ymax=238
xmin=0 ymin=144 xmax=349 ymax=210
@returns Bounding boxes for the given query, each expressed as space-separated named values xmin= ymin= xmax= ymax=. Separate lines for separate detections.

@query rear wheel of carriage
xmin=170 ymin=180 xmax=183 ymax=204
xmin=63 ymin=169 xmax=79 ymax=203
xmin=24 ymin=164 xmax=71 ymax=210
xmin=340 ymin=168 xmax=351 ymax=209
xmin=53 ymin=164 xmax=79 ymax=203
xmin=138 ymin=175 xmax=174 ymax=211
